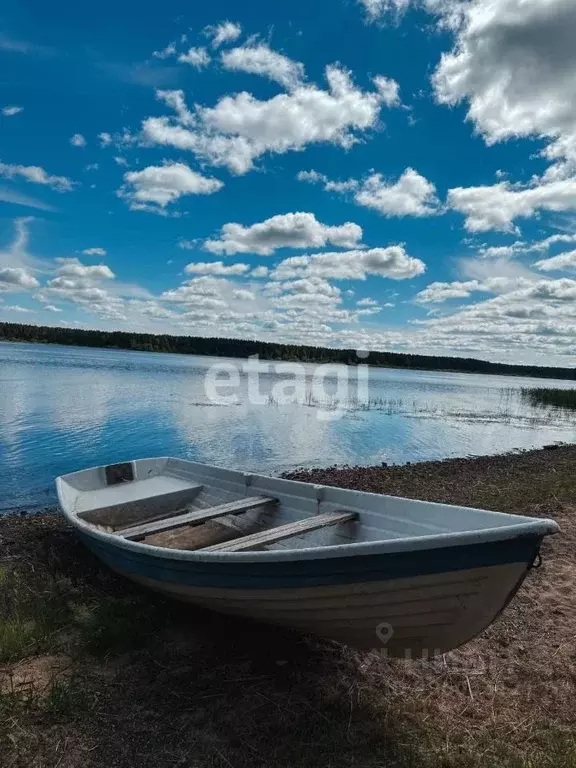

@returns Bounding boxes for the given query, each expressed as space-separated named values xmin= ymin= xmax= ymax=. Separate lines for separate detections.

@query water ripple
xmin=1 ymin=341 xmax=575 ymax=511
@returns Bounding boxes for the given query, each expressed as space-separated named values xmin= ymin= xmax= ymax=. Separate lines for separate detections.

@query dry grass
xmin=1 ymin=445 xmax=576 ymax=767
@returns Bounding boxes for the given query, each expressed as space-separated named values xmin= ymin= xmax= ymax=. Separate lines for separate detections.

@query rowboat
xmin=56 ymin=457 xmax=558 ymax=656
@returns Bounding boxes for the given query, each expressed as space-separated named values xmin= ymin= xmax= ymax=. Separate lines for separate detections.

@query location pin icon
xmin=375 ymin=622 xmax=394 ymax=650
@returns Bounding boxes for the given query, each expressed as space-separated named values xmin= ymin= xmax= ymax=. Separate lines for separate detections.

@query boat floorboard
xmin=201 ymin=510 xmax=358 ymax=552
xmin=119 ymin=495 xmax=278 ymax=541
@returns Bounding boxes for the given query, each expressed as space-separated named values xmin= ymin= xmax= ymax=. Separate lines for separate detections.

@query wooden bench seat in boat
xmin=119 ymin=495 xmax=278 ymax=541
xmin=76 ymin=476 xmax=204 ymax=527
xmin=76 ymin=476 xmax=203 ymax=514
xmin=200 ymin=510 xmax=358 ymax=552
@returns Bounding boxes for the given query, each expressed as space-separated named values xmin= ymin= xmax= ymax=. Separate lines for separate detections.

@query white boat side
xmin=56 ymin=457 xmax=559 ymax=654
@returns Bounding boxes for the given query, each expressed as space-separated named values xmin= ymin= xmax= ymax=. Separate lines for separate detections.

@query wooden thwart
xmin=119 ymin=495 xmax=278 ymax=541
xmin=200 ymin=510 xmax=358 ymax=552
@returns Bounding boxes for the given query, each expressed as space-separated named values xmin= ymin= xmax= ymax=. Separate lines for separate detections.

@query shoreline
xmin=2 ymin=444 xmax=575 ymax=767
xmin=283 ymin=442 xmax=576 ymax=510
xmin=4 ymin=443 xmax=575 ymax=519
xmin=4 ymin=325 xmax=576 ymax=382
xmin=2 ymin=335 xmax=566 ymax=381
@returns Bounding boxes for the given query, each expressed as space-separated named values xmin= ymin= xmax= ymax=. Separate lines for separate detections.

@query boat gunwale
xmin=56 ymin=458 xmax=559 ymax=564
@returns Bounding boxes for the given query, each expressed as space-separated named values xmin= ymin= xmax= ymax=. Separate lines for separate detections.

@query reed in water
xmin=520 ymin=387 xmax=576 ymax=410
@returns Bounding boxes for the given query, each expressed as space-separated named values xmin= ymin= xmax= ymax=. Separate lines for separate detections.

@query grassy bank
xmin=2 ymin=446 xmax=576 ymax=767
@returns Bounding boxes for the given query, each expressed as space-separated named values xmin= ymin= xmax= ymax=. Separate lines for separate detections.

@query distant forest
xmin=1 ymin=321 xmax=574 ymax=380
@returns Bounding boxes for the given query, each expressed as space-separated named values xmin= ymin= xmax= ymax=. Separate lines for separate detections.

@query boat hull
xmin=79 ymin=530 xmax=540 ymax=655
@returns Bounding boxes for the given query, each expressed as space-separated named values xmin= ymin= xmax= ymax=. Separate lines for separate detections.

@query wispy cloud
xmin=2 ymin=106 xmax=23 ymax=117
xmin=0 ymin=186 xmax=56 ymax=212
xmin=0 ymin=33 xmax=54 ymax=56
xmin=99 ymin=61 xmax=180 ymax=88
xmin=0 ymin=217 xmax=48 ymax=275
xmin=204 ymin=21 xmax=242 ymax=49
xmin=0 ymin=161 xmax=75 ymax=192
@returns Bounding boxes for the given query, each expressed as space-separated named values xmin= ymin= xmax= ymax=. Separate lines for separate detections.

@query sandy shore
xmin=1 ymin=445 xmax=575 ymax=767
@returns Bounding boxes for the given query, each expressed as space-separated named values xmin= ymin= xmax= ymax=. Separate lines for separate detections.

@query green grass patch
xmin=0 ymin=567 xmax=76 ymax=663
xmin=43 ymin=677 xmax=91 ymax=719
xmin=0 ymin=618 xmax=40 ymax=664
xmin=74 ymin=596 xmax=169 ymax=657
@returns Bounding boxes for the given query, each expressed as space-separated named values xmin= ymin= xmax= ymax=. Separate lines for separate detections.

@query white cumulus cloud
xmin=184 ymin=261 xmax=249 ymax=276
xmin=204 ymin=21 xmax=242 ymax=49
xmin=280 ymin=276 xmax=341 ymax=298
xmin=298 ymin=167 xmax=439 ymax=217
xmin=42 ymin=258 xmax=126 ymax=320
xmin=56 ymin=258 xmax=115 ymax=280
xmin=142 ymin=66 xmax=399 ymax=174
xmin=221 ymin=44 xmax=305 ymax=90
xmin=432 ymin=0 xmax=576 ymax=178
xmin=534 ymin=250 xmax=576 ymax=272
xmin=358 ymin=0 xmax=412 ymax=23
xmin=0 ymin=266 xmax=39 ymax=291
xmin=272 ymin=246 xmax=425 ymax=281
xmin=179 ymin=47 xmax=211 ymax=69
xmin=70 ymin=133 xmax=87 ymax=148
xmin=478 ymin=233 xmax=576 ymax=258
xmin=161 ymin=276 xmax=229 ymax=308
xmin=2 ymin=105 xmax=23 ymax=117
xmin=118 ymin=162 xmax=223 ymax=213
xmin=0 ymin=161 xmax=74 ymax=192
xmin=448 ymin=177 xmax=576 ymax=232
xmin=415 ymin=274 xmax=576 ymax=359
xmin=153 ymin=41 xmax=177 ymax=59
xmin=155 ymin=89 xmax=195 ymax=126
xmin=81 ymin=247 xmax=107 ymax=256
xmin=477 ymin=243 xmax=525 ymax=259
xmin=204 ymin=212 xmax=363 ymax=255
xmin=232 ymin=289 xmax=255 ymax=301
xmin=354 ymin=168 xmax=439 ymax=217
xmin=415 ymin=280 xmax=483 ymax=304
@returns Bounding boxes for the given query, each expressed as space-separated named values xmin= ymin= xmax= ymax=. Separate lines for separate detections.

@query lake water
xmin=1 ymin=341 xmax=575 ymax=511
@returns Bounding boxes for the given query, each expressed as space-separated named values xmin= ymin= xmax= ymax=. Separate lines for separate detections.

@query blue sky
xmin=2 ymin=0 xmax=576 ymax=364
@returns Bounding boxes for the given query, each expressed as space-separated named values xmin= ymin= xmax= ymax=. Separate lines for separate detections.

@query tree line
xmin=1 ymin=321 xmax=574 ymax=380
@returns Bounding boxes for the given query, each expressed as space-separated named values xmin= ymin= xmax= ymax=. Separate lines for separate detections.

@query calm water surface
xmin=1 ymin=342 xmax=575 ymax=511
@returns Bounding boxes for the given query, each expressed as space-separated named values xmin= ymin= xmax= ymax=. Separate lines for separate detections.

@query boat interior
xmin=57 ymin=457 xmax=539 ymax=554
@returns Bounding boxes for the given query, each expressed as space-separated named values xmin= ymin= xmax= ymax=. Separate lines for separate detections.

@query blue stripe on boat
xmin=80 ymin=533 xmax=542 ymax=590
